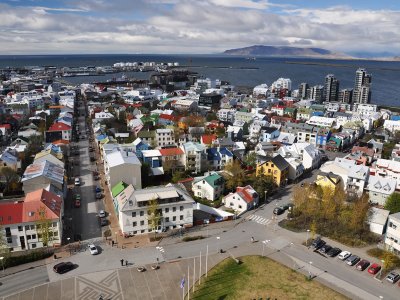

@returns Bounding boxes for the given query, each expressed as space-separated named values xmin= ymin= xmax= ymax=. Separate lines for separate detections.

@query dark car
xmin=327 ymin=247 xmax=342 ymax=257
xmin=100 ymin=218 xmax=108 ymax=226
xmin=311 ymin=237 xmax=326 ymax=250
xmin=346 ymin=255 xmax=361 ymax=266
xmin=319 ymin=244 xmax=332 ymax=254
xmin=53 ymin=262 xmax=74 ymax=274
xmin=356 ymin=259 xmax=370 ymax=271
xmin=273 ymin=207 xmax=284 ymax=215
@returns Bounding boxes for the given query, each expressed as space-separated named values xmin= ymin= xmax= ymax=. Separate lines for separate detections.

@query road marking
xmin=247 ymin=215 xmax=271 ymax=226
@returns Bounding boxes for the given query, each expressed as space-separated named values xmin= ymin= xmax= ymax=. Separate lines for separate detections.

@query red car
xmin=368 ymin=263 xmax=381 ymax=275
xmin=74 ymin=199 xmax=81 ymax=208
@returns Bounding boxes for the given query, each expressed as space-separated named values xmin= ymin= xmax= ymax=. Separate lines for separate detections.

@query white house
xmin=156 ymin=128 xmax=175 ymax=148
xmin=384 ymin=120 xmax=400 ymax=134
xmin=181 ymin=142 xmax=207 ymax=174
xmin=192 ymin=172 xmax=224 ymax=201
xmin=223 ymin=185 xmax=259 ymax=215
xmin=346 ymin=165 xmax=370 ymax=197
xmin=253 ymin=84 xmax=269 ymax=97
xmin=371 ymin=159 xmax=400 ymax=190
xmin=277 ymin=143 xmax=321 ymax=170
xmin=368 ymin=207 xmax=389 ymax=235
xmin=117 ymin=185 xmax=194 ymax=235
xmin=385 ymin=212 xmax=400 ymax=254
xmin=104 ymin=149 xmax=142 ymax=190
xmin=306 ymin=116 xmax=336 ymax=128
xmin=217 ymin=108 xmax=236 ymax=122
xmin=0 ymin=188 xmax=63 ymax=252
xmin=366 ymin=176 xmax=397 ymax=206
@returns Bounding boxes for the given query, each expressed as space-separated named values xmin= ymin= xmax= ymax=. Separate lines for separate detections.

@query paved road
xmin=64 ymin=101 xmax=103 ymax=242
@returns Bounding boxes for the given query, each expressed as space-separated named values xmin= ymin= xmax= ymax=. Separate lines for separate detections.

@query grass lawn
xmin=192 ymin=256 xmax=348 ymax=300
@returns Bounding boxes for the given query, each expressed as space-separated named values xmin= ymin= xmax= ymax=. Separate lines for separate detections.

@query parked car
xmin=96 ymin=192 xmax=102 ymax=199
xmin=98 ymin=210 xmax=106 ymax=218
xmin=346 ymin=255 xmax=361 ymax=266
xmin=273 ymin=207 xmax=284 ymax=215
xmin=95 ymin=186 xmax=102 ymax=193
xmin=356 ymin=259 xmax=370 ymax=271
xmin=311 ymin=237 xmax=326 ymax=250
xmin=88 ymin=244 xmax=99 ymax=255
xmin=319 ymin=244 xmax=332 ymax=254
xmin=368 ymin=263 xmax=381 ymax=275
xmin=327 ymin=247 xmax=342 ymax=257
xmin=75 ymin=194 xmax=81 ymax=201
xmin=338 ymin=251 xmax=351 ymax=260
xmin=386 ymin=271 xmax=400 ymax=283
xmin=74 ymin=177 xmax=81 ymax=186
xmin=53 ymin=262 xmax=74 ymax=274
xmin=89 ymin=146 xmax=94 ymax=152
xmin=74 ymin=199 xmax=81 ymax=208
xmin=100 ymin=218 xmax=108 ymax=226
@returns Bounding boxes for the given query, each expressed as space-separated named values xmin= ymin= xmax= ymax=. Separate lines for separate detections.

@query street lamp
xmin=306 ymin=229 xmax=311 ymax=247
xmin=0 ymin=257 xmax=4 ymax=272
xmin=308 ymin=261 xmax=313 ymax=279
xmin=264 ymin=190 xmax=267 ymax=204
xmin=216 ymin=236 xmax=221 ymax=253
xmin=261 ymin=240 xmax=270 ymax=257
xmin=115 ymin=231 xmax=118 ymax=247
xmin=67 ymin=237 xmax=71 ymax=255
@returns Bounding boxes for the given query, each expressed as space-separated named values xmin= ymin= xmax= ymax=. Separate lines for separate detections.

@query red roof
xmin=201 ymin=134 xmax=217 ymax=145
xmin=0 ymin=189 xmax=61 ymax=226
xmin=52 ymin=139 xmax=70 ymax=145
xmin=0 ymin=124 xmax=11 ymax=129
xmin=236 ymin=185 xmax=257 ymax=204
xmin=178 ymin=178 xmax=194 ymax=183
xmin=159 ymin=114 xmax=175 ymax=121
xmin=0 ymin=202 xmax=24 ymax=225
xmin=159 ymin=148 xmax=184 ymax=156
xmin=48 ymin=122 xmax=71 ymax=131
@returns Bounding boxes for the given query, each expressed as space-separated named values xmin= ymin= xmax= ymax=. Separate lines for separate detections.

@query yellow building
xmin=315 ymin=172 xmax=341 ymax=191
xmin=256 ymin=154 xmax=289 ymax=186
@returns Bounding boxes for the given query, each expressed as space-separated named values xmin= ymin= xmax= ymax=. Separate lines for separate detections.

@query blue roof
xmin=96 ymin=134 xmax=107 ymax=141
xmin=207 ymin=147 xmax=233 ymax=161
xmin=391 ymin=116 xmax=400 ymax=121
xmin=312 ymin=111 xmax=324 ymax=117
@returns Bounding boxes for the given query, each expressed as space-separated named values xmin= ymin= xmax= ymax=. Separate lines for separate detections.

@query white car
xmin=88 ymin=244 xmax=98 ymax=255
xmin=338 ymin=250 xmax=351 ymax=260
xmin=74 ymin=177 xmax=81 ymax=186
xmin=98 ymin=210 xmax=106 ymax=218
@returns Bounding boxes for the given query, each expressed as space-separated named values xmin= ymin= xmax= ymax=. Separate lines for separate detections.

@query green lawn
xmin=192 ymin=256 xmax=348 ymax=300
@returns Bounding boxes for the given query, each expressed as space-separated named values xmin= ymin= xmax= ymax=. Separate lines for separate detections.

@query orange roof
xmin=52 ymin=139 xmax=70 ymax=145
xmin=49 ymin=105 xmax=65 ymax=109
xmin=48 ymin=122 xmax=71 ymax=131
xmin=201 ymin=134 xmax=217 ymax=145
xmin=159 ymin=148 xmax=184 ymax=156
xmin=23 ymin=189 xmax=62 ymax=222
xmin=236 ymin=185 xmax=257 ymax=204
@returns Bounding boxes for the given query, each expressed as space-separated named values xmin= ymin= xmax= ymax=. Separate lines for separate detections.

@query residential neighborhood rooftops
xmin=271 ymin=154 xmax=290 ymax=171
xmin=112 ymin=181 xmax=130 ymax=198
xmin=159 ymin=148 xmax=184 ymax=156
xmin=48 ymin=122 xmax=71 ymax=131
xmin=106 ymin=150 xmax=141 ymax=168
xmin=21 ymin=160 xmax=64 ymax=184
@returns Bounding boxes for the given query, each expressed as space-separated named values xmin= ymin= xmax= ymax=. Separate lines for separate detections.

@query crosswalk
xmin=247 ymin=214 xmax=273 ymax=226
xmin=156 ymin=246 xmax=165 ymax=253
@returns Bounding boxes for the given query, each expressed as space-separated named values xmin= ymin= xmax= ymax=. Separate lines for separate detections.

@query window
xmin=141 ymin=230 xmax=145 ymax=233
xmin=165 ymin=217 xmax=170 ymax=222
xmin=230 ymin=202 xmax=233 ymax=206
xmin=173 ymin=207 xmax=176 ymax=212
xmin=18 ymin=226 xmax=23 ymax=232
xmin=133 ymin=231 xmax=137 ymax=234
xmin=32 ymin=234 xmax=36 ymax=239
xmin=53 ymin=222 xmax=57 ymax=227
xmin=30 ymin=225 xmax=35 ymax=230
xmin=180 ymin=206 xmax=184 ymax=211
xmin=165 ymin=208 xmax=169 ymax=213
xmin=7 ymin=237 xmax=12 ymax=243
xmin=180 ymin=215 xmax=183 ymax=220
xmin=53 ymin=231 xmax=58 ymax=237
xmin=140 ymin=211 xmax=144 ymax=216
xmin=132 ymin=212 xmax=136 ymax=217
xmin=140 ymin=221 xmax=144 ymax=226
xmin=27 ymin=235 xmax=31 ymax=240
xmin=25 ymin=225 xmax=30 ymax=231
xmin=239 ymin=205 xmax=242 ymax=209
xmin=31 ymin=243 xmax=37 ymax=249
xmin=133 ymin=222 xmax=137 ymax=227
xmin=173 ymin=216 xmax=176 ymax=221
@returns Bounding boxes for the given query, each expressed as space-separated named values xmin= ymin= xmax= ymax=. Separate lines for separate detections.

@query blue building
xmin=206 ymin=147 xmax=233 ymax=171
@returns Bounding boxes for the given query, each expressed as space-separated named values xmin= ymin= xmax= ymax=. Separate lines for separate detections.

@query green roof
xmin=112 ymin=181 xmax=128 ymax=198
xmin=138 ymin=130 xmax=156 ymax=138
xmin=284 ymin=107 xmax=296 ymax=112
xmin=204 ymin=173 xmax=224 ymax=188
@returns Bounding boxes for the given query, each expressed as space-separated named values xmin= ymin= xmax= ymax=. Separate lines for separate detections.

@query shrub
xmin=4 ymin=249 xmax=54 ymax=268
xmin=182 ymin=236 xmax=205 ymax=242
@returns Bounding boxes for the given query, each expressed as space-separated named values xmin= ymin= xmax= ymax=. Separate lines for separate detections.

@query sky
xmin=1 ymin=0 xmax=400 ymax=56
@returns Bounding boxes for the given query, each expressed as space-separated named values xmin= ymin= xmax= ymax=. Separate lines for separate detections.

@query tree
xmin=248 ymin=173 xmax=276 ymax=203
xmin=36 ymin=206 xmax=53 ymax=247
xmin=223 ymin=160 xmax=246 ymax=191
xmin=348 ymin=194 xmax=370 ymax=239
xmin=215 ymin=126 xmax=225 ymax=138
xmin=148 ymin=198 xmax=161 ymax=239
xmin=385 ymin=193 xmax=400 ymax=213
xmin=243 ymin=152 xmax=257 ymax=169
xmin=172 ymin=170 xmax=187 ymax=183
xmin=0 ymin=167 xmax=19 ymax=193
xmin=206 ymin=112 xmax=217 ymax=122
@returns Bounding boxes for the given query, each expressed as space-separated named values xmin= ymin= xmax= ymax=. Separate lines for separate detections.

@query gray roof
xmin=271 ymin=154 xmax=290 ymax=171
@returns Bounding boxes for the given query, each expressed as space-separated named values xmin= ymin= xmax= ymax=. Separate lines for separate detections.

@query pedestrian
xmin=125 ymin=260 xmax=128 ymax=266
xmin=120 ymin=259 xmax=124 ymax=266
xmin=112 ymin=240 xmax=114 ymax=247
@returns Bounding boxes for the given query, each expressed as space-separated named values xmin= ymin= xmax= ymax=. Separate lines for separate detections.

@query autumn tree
xmin=148 ymin=198 xmax=162 ymax=239
xmin=36 ymin=206 xmax=53 ymax=247
xmin=249 ymin=173 xmax=276 ymax=203
xmin=0 ymin=167 xmax=19 ymax=194
xmin=348 ymin=194 xmax=370 ymax=239
xmin=385 ymin=193 xmax=400 ymax=213
xmin=223 ymin=160 xmax=246 ymax=191
xmin=243 ymin=152 xmax=257 ymax=169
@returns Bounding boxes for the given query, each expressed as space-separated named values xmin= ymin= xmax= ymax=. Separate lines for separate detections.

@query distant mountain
xmin=223 ymin=45 xmax=351 ymax=59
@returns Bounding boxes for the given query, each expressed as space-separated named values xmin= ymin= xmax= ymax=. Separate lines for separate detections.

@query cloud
xmin=0 ymin=2 xmax=399 ymax=54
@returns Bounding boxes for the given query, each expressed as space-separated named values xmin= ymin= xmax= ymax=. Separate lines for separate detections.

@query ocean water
xmin=0 ymin=54 xmax=399 ymax=107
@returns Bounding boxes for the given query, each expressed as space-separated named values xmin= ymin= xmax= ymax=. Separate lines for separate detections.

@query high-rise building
xmin=310 ymin=85 xmax=324 ymax=103
xmin=298 ymin=82 xmax=309 ymax=99
xmin=323 ymin=74 xmax=339 ymax=102
xmin=338 ymin=88 xmax=353 ymax=103
xmin=353 ymin=68 xmax=372 ymax=104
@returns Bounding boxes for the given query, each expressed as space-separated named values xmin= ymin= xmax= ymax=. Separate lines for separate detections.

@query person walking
xmin=120 ymin=259 xmax=124 ymax=266
xmin=125 ymin=260 xmax=128 ymax=266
